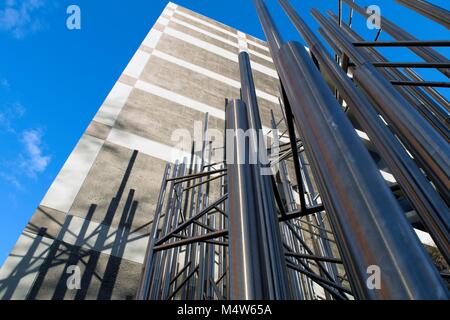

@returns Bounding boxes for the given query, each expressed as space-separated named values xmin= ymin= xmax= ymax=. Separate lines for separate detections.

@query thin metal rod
xmin=347 ymin=0 xmax=354 ymax=27
xmin=390 ymin=80 xmax=450 ymax=88
xmin=136 ymin=164 xmax=171 ymax=300
xmin=312 ymin=9 xmax=450 ymax=204
xmin=259 ymin=3 xmax=448 ymax=296
xmin=281 ymin=85 xmax=308 ymax=212
xmin=168 ymin=168 xmax=227 ymax=183
xmin=286 ymin=262 xmax=352 ymax=295
xmin=286 ymin=252 xmax=343 ymax=264
xmin=279 ymin=205 xmax=325 ymax=221
xmin=167 ymin=265 xmax=199 ymax=300
xmin=285 ymin=4 xmax=450 ymax=264
xmin=372 ymin=62 xmax=450 ymax=68
xmin=154 ymin=230 xmax=228 ymax=252
xmin=183 ymin=173 xmax=227 ymax=192
xmin=404 ymin=68 xmax=450 ymax=114
xmin=353 ymin=40 xmax=450 ymax=47
xmin=338 ymin=0 xmax=342 ymax=26
xmin=327 ymin=11 xmax=450 ymax=138
xmin=342 ymin=0 xmax=450 ymax=78
xmin=155 ymin=194 xmax=228 ymax=246
xmin=169 ymin=261 xmax=191 ymax=286
xmin=395 ymin=0 xmax=450 ymax=30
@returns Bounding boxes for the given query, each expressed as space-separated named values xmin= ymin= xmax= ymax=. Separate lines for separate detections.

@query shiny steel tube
xmin=341 ymin=0 xmax=450 ymax=78
xmin=255 ymin=0 xmax=449 ymax=299
xmin=396 ymin=0 xmax=450 ymax=30
xmin=404 ymin=68 xmax=450 ymax=115
xmin=276 ymin=40 xmax=448 ymax=299
xmin=226 ymin=99 xmax=289 ymax=299
xmin=238 ymin=51 xmax=291 ymax=299
xmin=279 ymin=0 xmax=450 ymax=266
xmin=312 ymin=9 xmax=450 ymax=203
xmin=136 ymin=163 xmax=171 ymax=300
xmin=326 ymin=11 xmax=450 ymax=133
xmin=253 ymin=0 xmax=284 ymax=68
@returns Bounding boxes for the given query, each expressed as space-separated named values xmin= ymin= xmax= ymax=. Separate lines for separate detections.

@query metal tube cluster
xmin=136 ymin=0 xmax=450 ymax=300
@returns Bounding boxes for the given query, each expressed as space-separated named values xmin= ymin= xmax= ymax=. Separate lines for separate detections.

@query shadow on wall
xmin=0 ymin=150 xmax=151 ymax=300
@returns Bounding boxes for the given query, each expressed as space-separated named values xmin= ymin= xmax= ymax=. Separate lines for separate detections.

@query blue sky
xmin=0 ymin=0 xmax=448 ymax=265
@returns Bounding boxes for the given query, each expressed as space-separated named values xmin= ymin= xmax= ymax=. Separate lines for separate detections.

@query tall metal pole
xmin=396 ymin=0 xmax=450 ymax=30
xmin=326 ymin=11 xmax=450 ymax=134
xmin=238 ymin=52 xmax=291 ymax=299
xmin=253 ymin=0 xmax=449 ymax=299
xmin=136 ymin=164 xmax=171 ymax=300
xmin=278 ymin=0 xmax=450 ymax=267
xmin=311 ymin=9 xmax=450 ymax=204
xmin=341 ymin=0 xmax=450 ymax=78
xmin=227 ymin=99 xmax=289 ymax=299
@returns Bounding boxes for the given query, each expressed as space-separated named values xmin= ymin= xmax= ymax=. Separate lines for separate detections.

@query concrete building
xmin=0 ymin=2 xmax=282 ymax=300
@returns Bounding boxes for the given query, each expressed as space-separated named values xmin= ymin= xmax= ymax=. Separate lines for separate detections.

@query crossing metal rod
xmin=341 ymin=0 xmax=450 ymax=78
xmin=395 ymin=0 xmax=450 ymax=30
xmin=390 ymin=80 xmax=450 ymax=88
xmin=312 ymin=9 xmax=450 ymax=204
xmin=404 ymin=68 xmax=450 ymax=114
xmin=269 ymin=111 xmax=316 ymax=299
xmin=372 ymin=62 xmax=450 ymax=68
xmin=279 ymin=41 xmax=448 ymax=299
xmin=278 ymin=0 xmax=450 ymax=266
xmin=226 ymin=99 xmax=289 ymax=299
xmin=326 ymin=11 xmax=450 ymax=140
xmin=254 ymin=0 xmax=448 ymax=299
xmin=281 ymin=85 xmax=307 ymax=212
xmin=352 ymin=40 xmax=450 ymax=47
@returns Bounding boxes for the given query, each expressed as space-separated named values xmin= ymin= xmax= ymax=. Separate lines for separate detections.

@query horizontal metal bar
xmin=372 ymin=62 xmax=450 ymax=68
xmin=294 ymin=217 xmax=334 ymax=235
xmin=183 ymin=173 xmax=227 ymax=192
xmin=353 ymin=40 xmax=450 ymax=47
xmin=167 ymin=168 xmax=227 ymax=183
xmin=342 ymin=0 xmax=450 ymax=78
xmin=288 ymin=222 xmax=337 ymax=244
xmin=390 ymin=80 xmax=450 ymax=88
xmin=279 ymin=205 xmax=325 ymax=221
xmin=285 ymin=252 xmax=343 ymax=264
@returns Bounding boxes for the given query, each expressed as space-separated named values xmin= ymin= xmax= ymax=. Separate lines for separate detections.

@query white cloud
xmin=0 ymin=81 xmax=51 ymax=189
xmin=20 ymin=129 xmax=51 ymax=177
xmin=0 ymin=102 xmax=25 ymax=133
xmin=0 ymin=0 xmax=49 ymax=39
xmin=0 ymin=172 xmax=22 ymax=189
